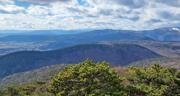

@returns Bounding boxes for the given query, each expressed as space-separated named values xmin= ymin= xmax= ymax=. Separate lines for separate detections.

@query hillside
xmin=0 ymin=64 xmax=66 ymax=88
xmin=99 ymin=41 xmax=180 ymax=57
xmin=0 ymin=44 xmax=161 ymax=78
xmin=129 ymin=57 xmax=180 ymax=69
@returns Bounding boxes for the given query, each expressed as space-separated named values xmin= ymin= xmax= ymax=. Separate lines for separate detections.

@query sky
xmin=0 ymin=0 xmax=180 ymax=30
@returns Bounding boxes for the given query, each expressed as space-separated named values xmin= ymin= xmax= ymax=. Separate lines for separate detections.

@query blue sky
xmin=0 ymin=0 xmax=180 ymax=30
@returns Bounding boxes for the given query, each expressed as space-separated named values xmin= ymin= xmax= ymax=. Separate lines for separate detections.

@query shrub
xmin=49 ymin=60 xmax=126 ymax=96
xmin=126 ymin=64 xmax=180 ymax=96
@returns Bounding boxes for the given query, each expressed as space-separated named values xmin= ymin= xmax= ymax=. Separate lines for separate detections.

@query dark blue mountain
xmin=0 ymin=44 xmax=161 ymax=78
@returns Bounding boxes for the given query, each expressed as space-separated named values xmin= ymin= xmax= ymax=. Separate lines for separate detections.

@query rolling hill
xmin=0 ymin=44 xmax=161 ymax=78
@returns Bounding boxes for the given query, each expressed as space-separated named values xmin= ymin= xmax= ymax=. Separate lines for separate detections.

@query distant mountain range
xmin=1 ymin=27 xmax=180 ymax=42
xmin=0 ymin=30 xmax=86 ymax=35
xmin=0 ymin=44 xmax=161 ymax=78
xmin=0 ymin=27 xmax=180 ymax=56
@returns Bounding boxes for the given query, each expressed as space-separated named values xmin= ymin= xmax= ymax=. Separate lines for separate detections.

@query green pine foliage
xmin=126 ymin=64 xmax=180 ymax=96
xmin=49 ymin=59 xmax=126 ymax=96
xmin=0 ymin=60 xmax=180 ymax=96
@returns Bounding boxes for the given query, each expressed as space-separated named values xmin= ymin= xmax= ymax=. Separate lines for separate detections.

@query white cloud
xmin=27 ymin=5 xmax=49 ymax=16
xmin=0 ymin=0 xmax=14 ymax=4
xmin=0 ymin=4 xmax=24 ymax=13
xmin=0 ymin=0 xmax=24 ymax=13
xmin=0 ymin=0 xmax=179 ymax=30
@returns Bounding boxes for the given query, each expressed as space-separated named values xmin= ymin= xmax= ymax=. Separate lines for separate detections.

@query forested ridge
xmin=0 ymin=44 xmax=161 ymax=78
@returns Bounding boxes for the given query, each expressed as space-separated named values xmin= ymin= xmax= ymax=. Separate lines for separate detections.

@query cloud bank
xmin=0 ymin=0 xmax=179 ymax=30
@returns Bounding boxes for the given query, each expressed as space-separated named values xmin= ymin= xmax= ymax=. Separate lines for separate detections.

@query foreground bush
xmin=126 ymin=64 xmax=180 ymax=96
xmin=49 ymin=60 xmax=126 ymax=96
